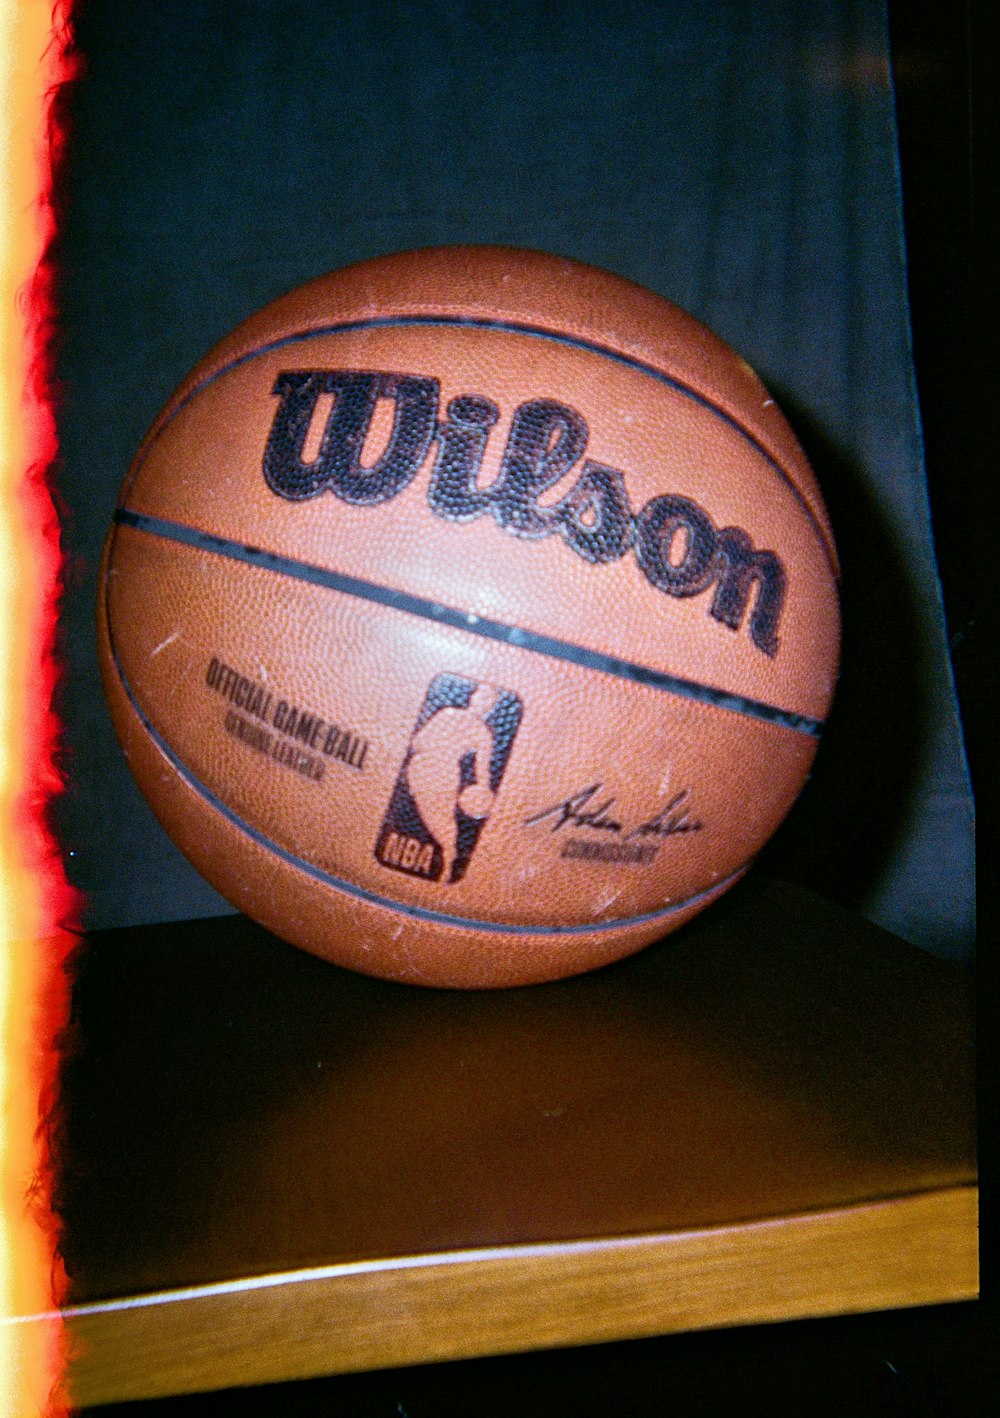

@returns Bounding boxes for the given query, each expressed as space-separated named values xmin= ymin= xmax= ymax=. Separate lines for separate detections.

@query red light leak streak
xmin=2 ymin=2 xmax=85 ymax=1414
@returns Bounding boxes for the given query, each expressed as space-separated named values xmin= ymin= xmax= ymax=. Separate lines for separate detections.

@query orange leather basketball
xmin=97 ymin=246 xmax=840 ymax=988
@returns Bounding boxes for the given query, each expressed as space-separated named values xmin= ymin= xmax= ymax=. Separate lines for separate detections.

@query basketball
xmin=97 ymin=246 xmax=840 ymax=988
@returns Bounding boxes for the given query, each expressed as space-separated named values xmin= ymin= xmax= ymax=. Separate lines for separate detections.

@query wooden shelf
xmin=50 ymin=877 xmax=976 ymax=1406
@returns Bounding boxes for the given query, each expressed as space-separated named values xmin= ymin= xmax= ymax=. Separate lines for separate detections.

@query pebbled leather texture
xmin=98 ymin=246 xmax=840 ymax=987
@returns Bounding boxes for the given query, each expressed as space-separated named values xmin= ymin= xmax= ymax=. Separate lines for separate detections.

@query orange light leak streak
xmin=1 ymin=2 xmax=82 ymax=1415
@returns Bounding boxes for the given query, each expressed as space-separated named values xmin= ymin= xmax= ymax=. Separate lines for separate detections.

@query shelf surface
xmin=51 ymin=876 xmax=976 ymax=1405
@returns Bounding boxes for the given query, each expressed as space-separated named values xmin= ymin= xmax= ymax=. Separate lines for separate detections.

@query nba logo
xmin=375 ymin=674 xmax=523 ymax=884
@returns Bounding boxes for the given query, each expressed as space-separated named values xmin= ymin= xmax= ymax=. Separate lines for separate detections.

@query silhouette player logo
xmin=375 ymin=674 xmax=523 ymax=884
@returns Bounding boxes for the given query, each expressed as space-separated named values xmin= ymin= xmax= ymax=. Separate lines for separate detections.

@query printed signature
xmin=524 ymin=784 xmax=702 ymax=839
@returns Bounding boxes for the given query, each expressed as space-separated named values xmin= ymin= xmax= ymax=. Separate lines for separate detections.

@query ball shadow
xmin=755 ymin=385 xmax=931 ymax=915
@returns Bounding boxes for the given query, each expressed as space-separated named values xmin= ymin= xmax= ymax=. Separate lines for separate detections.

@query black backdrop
xmin=53 ymin=3 xmax=983 ymax=1414
xmin=55 ymin=0 xmax=974 ymax=959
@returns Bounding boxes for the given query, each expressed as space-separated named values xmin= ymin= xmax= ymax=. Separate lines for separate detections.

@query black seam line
xmin=114 ymin=508 xmax=825 ymax=738
xmin=142 ymin=314 xmax=839 ymax=582
xmin=104 ymin=620 xmax=744 ymax=937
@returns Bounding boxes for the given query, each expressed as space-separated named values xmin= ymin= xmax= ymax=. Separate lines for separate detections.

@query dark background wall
xmin=54 ymin=2 xmax=981 ymax=1409
xmin=55 ymin=0 xmax=974 ymax=959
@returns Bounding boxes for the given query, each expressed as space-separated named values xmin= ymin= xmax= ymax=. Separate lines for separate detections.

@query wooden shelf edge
xmin=59 ymin=1185 xmax=977 ymax=1407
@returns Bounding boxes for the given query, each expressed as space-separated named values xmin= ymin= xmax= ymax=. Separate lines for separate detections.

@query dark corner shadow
xmin=754 ymin=385 xmax=930 ymax=916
